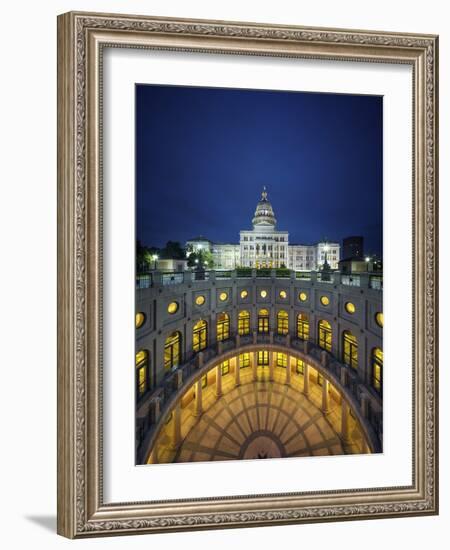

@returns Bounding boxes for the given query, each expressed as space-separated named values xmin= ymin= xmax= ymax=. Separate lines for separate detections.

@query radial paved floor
xmin=154 ymin=367 xmax=366 ymax=464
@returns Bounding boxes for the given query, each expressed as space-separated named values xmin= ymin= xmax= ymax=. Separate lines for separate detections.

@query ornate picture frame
xmin=57 ymin=11 xmax=438 ymax=538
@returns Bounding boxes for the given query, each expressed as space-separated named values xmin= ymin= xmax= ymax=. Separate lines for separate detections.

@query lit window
xmin=372 ymin=348 xmax=383 ymax=393
xmin=167 ymin=301 xmax=179 ymax=314
xmin=345 ymin=302 xmax=356 ymax=314
xmin=240 ymin=290 xmax=248 ymax=299
xmin=193 ymin=319 xmax=207 ymax=352
xmin=221 ymin=360 xmax=230 ymax=375
xmin=260 ymin=290 xmax=268 ymax=298
xmin=257 ymin=350 xmax=269 ymax=366
xmin=217 ymin=312 xmax=230 ymax=341
xmin=239 ymin=353 xmax=250 ymax=368
xmin=219 ymin=291 xmax=228 ymax=302
xmin=164 ymin=332 xmax=181 ymax=370
xmin=201 ymin=374 xmax=207 ymax=388
xmin=343 ymin=330 xmax=358 ymax=369
xmin=320 ymin=295 xmax=330 ymax=306
xmin=297 ymin=313 xmax=309 ymax=340
xmin=258 ymin=309 xmax=269 ymax=333
xmin=277 ymin=310 xmax=289 ymax=335
xmin=279 ymin=290 xmax=287 ymax=299
xmin=238 ymin=310 xmax=250 ymax=335
xmin=375 ymin=312 xmax=384 ymax=327
xmin=317 ymin=372 xmax=324 ymax=386
xmin=195 ymin=295 xmax=205 ymax=306
xmin=135 ymin=312 xmax=145 ymax=329
xmin=299 ymin=292 xmax=307 ymax=302
xmin=296 ymin=359 xmax=305 ymax=375
xmin=276 ymin=352 xmax=287 ymax=367
xmin=136 ymin=349 xmax=149 ymax=397
xmin=318 ymin=320 xmax=332 ymax=352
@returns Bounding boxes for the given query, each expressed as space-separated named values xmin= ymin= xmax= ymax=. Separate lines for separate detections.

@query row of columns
xmin=165 ymin=355 xmax=366 ymax=455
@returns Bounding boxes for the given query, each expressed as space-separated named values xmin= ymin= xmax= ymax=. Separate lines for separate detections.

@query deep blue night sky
xmin=136 ymin=85 xmax=383 ymax=256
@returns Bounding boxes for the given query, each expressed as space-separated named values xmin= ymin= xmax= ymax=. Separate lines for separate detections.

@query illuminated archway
xmin=164 ymin=332 xmax=181 ymax=371
xmin=193 ymin=319 xmax=207 ymax=352
xmin=318 ymin=320 xmax=332 ymax=352
xmin=277 ymin=310 xmax=289 ymax=335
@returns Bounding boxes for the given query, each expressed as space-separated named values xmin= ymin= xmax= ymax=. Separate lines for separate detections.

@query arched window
xmin=217 ymin=312 xmax=230 ymax=341
xmin=297 ymin=313 xmax=309 ymax=340
xmin=136 ymin=349 xmax=149 ymax=398
xmin=238 ymin=310 xmax=250 ymax=335
xmin=164 ymin=332 xmax=181 ymax=371
xmin=258 ymin=308 xmax=270 ymax=333
xmin=193 ymin=319 xmax=207 ymax=352
xmin=318 ymin=320 xmax=332 ymax=352
xmin=277 ymin=310 xmax=289 ymax=335
xmin=343 ymin=330 xmax=358 ymax=369
xmin=372 ymin=347 xmax=383 ymax=393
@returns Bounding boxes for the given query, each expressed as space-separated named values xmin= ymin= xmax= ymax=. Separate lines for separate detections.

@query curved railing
xmin=136 ymin=331 xmax=382 ymax=464
xmin=136 ymin=268 xmax=383 ymax=290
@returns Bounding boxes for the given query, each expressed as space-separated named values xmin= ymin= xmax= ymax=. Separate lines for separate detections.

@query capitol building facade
xmin=186 ymin=188 xmax=340 ymax=271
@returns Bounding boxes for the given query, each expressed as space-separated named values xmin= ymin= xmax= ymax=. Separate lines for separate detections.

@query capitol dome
xmin=252 ymin=187 xmax=277 ymax=229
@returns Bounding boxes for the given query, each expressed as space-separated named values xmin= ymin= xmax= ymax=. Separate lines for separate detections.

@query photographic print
xmin=135 ymin=84 xmax=383 ymax=465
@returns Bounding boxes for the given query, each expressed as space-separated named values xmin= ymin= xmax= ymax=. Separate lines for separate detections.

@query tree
xmin=187 ymin=249 xmax=214 ymax=269
xmin=162 ymin=241 xmax=186 ymax=260
xmin=136 ymin=240 xmax=161 ymax=272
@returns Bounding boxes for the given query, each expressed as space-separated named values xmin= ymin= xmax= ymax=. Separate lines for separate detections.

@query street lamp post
xmin=152 ymin=254 xmax=158 ymax=270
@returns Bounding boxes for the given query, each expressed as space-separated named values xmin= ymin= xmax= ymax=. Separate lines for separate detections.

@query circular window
xmin=279 ymin=290 xmax=287 ymax=299
xmin=299 ymin=291 xmax=307 ymax=302
xmin=375 ymin=312 xmax=384 ymax=327
xmin=260 ymin=290 xmax=268 ymax=298
xmin=240 ymin=290 xmax=248 ymax=299
xmin=195 ymin=295 xmax=205 ymax=306
xmin=345 ymin=302 xmax=356 ymax=314
xmin=167 ymin=301 xmax=179 ymax=314
xmin=135 ymin=312 xmax=145 ymax=328
xmin=219 ymin=291 xmax=228 ymax=302
xmin=320 ymin=295 xmax=330 ymax=306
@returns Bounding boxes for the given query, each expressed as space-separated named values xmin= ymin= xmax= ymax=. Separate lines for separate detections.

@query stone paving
xmin=153 ymin=366 xmax=366 ymax=464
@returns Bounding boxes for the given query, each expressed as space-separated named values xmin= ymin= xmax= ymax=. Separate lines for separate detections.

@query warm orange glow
xmin=299 ymin=291 xmax=307 ymax=302
xmin=297 ymin=313 xmax=309 ymax=340
xmin=167 ymin=301 xmax=179 ymax=314
xmin=318 ymin=320 xmax=332 ymax=352
xmin=195 ymin=295 xmax=205 ymax=306
xmin=277 ymin=310 xmax=289 ymax=335
xmin=135 ymin=349 xmax=148 ymax=365
xmin=164 ymin=332 xmax=181 ymax=370
xmin=217 ymin=312 xmax=230 ymax=341
xmin=320 ymin=295 xmax=330 ymax=306
xmin=135 ymin=312 xmax=145 ymax=328
xmin=238 ymin=310 xmax=250 ymax=335
xmin=372 ymin=347 xmax=383 ymax=392
xmin=219 ymin=291 xmax=228 ymax=302
xmin=345 ymin=302 xmax=356 ymax=314
xmin=279 ymin=290 xmax=287 ymax=299
xmin=343 ymin=330 xmax=358 ymax=369
xmin=260 ymin=289 xmax=268 ymax=298
xmin=193 ymin=319 xmax=207 ymax=352
xmin=240 ymin=290 xmax=248 ymax=299
xmin=375 ymin=312 xmax=384 ymax=327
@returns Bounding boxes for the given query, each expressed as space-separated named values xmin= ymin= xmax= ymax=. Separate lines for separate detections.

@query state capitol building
xmin=186 ymin=187 xmax=340 ymax=271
